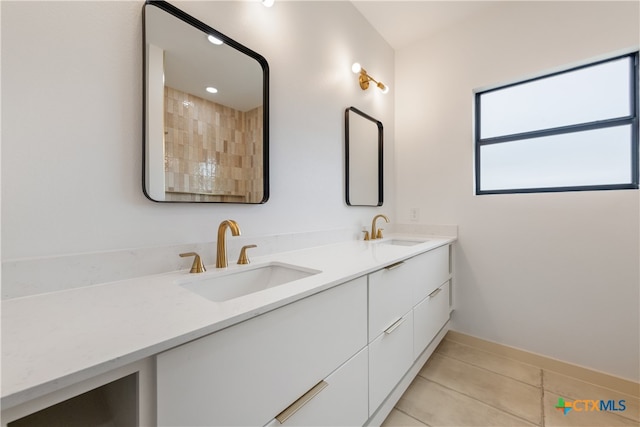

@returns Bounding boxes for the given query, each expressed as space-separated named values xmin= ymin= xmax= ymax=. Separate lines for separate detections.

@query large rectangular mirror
xmin=143 ymin=0 xmax=269 ymax=203
xmin=345 ymin=107 xmax=383 ymax=206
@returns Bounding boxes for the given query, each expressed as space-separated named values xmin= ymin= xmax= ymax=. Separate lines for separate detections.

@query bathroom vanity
xmin=1 ymin=235 xmax=454 ymax=426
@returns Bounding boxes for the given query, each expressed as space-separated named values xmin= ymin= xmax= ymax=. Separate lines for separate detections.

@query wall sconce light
xmin=262 ymin=0 xmax=274 ymax=7
xmin=352 ymin=63 xmax=389 ymax=94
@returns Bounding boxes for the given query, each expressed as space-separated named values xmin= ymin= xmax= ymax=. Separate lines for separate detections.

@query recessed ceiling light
xmin=262 ymin=0 xmax=274 ymax=7
xmin=206 ymin=87 xmax=218 ymax=94
xmin=207 ymin=35 xmax=223 ymax=45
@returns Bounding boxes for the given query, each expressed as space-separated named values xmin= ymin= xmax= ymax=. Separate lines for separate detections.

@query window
xmin=475 ymin=52 xmax=639 ymax=194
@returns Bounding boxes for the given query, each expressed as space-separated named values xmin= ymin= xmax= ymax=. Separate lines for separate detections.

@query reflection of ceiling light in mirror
xmin=206 ymin=87 xmax=218 ymax=94
xmin=262 ymin=0 xmax=274 ymax=7
xmin=182 ymin=101 xmax=194 ymax=108
xmin=207 ymin=35 xmax=223 ymax=45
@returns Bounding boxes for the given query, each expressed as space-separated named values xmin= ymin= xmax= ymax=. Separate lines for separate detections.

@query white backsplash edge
xmin=1 ymin=227 xmax=362 ymax=300
xmin=1 ymin=224 xmax=456 ymax=300
xmin=393 ymin=223 xmax=458 ymax=237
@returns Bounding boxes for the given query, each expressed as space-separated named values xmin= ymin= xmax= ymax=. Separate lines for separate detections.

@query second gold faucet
xmin=370 ymin=214 xmax=390 ymax=240
xmin=216 ymin=219 xmax=241 ymax=268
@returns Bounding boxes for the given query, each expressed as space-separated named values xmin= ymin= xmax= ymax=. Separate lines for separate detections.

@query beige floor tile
xmin=381 ymin=409 xmax=428 ymax=427
xmin=396 ymin=376 xmax=537 ymax=427
xmin=437 ymin=339 xmax=541 ymax=387
xmin=419 ymin=353 xmax=542 ymax=425
xmin=544 ymin=370 xmax=639 ymax=422
xmin=544 ymin=391 xmax=638 ymax=427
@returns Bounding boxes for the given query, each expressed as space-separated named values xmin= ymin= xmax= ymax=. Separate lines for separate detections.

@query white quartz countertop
xmin=1 ymin=234 xmax=455 ymax=409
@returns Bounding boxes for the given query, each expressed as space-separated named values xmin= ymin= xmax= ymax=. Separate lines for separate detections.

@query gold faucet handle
xmin=376 ymin=228 xmax=384 ymax=239
xmin=362 ymin=230 xmax=370 ymax=241
xmin=179 ymin=252 xmax=206 ymax=273
xmin=237 ymin=244 xmax=257 ymax=265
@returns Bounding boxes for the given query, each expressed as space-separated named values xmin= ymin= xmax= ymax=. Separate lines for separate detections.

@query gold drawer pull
xmin=384 ymin=261 xmax=405 ymax=271
xmin=384 ymin=317 xmax=405 ymax=334
xmin=275 ymin=380 xmax=328 ymax=424
xmin=429 ymin=288 xmax=442 ymax=298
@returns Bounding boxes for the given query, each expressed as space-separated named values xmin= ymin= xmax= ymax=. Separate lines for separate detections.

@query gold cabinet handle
xmin=429 ymin=287 xmax=442 ymax=298
xmin=237 ymin=244 xmax=257 ymax=265
xmin=179 ymin=252 xmax=206 ymax=273
xmin=275 ymin=380 xmax=328 ymax=424
xmin=384 ymin=317 xmax=405 ymax=335
xmin=384 ymin=261 xmax=405 ymax=271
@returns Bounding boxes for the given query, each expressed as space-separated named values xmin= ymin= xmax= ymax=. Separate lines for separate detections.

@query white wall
xmin=396 ymin=1 xmax=639 ymax=381
xmin=4 ymin=0 xmax=637 ymax=382
xmin=1 ymin=1 xmax=395 ymax=262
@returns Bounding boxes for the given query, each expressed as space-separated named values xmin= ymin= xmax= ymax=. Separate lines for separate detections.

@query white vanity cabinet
xmin=413 ymin=281 xmax=451 ymax=360
xmin=2 ymin=237 xmax=456 ymax=427
xmin=368 ymin=260 xmax=417 ymax=341
xmin=1 ymin=359 xmax=154 ymax=427
xmin=368 ymin=244 xmax=450 ymax=342
xmin=368 ymin=311 xmax=414 ymax=414
xmin=264 ymin=347 xmax=369 ymax=427
xmin=156 ymin=276 xmax=368 ymax=427
xmin=412 ymin=244 xmax=452 ymax=360
xmin=367 ymin=244 xmax=453 ymax=421
xmin=413 ymin=244 xmax=450 ymax=302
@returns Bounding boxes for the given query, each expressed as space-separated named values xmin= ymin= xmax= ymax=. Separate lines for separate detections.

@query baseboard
xmin=446 ymin=330 xmax=640 ymax=398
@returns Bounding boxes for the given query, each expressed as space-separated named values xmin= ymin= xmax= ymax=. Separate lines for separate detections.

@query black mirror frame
xmin=142 ymin=0 xmax=269 ymax=203
xmin=345 ymin=106 xmax=383 ymax=207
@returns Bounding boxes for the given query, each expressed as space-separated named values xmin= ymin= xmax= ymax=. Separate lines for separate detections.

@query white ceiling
xmin=147 ymin=1 xmax=500 ymax=111
xmin=146 ymin=3 xmax=263 ymax=112
xmin=351 ymin=1 xmax=498 ymax=50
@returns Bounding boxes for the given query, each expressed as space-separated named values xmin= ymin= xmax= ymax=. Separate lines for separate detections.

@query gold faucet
xmin=370 ymin=214 xmax=389 ymax=240
xmin=216 ymin=220 xmax=241 ymax=268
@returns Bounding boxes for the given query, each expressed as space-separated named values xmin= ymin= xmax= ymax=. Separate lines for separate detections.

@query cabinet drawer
xmin=368 ymin=311 xmax=414 ymax=415
xmin=369 ymin=258 xmax=419 ymax=341
xmin=264 ymin=347 xmax=369 ymax=427
xmin=414 ymin=281 xmax=450 ymax=360
xmin=413 ymin=245 xmax=450 ymax=303
xmin=156 ymin=276 xmax=367 ymax=427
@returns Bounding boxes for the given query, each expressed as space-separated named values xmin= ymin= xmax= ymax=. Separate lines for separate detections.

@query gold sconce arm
xmin=352 ymin=63 xmax=389 ymax=94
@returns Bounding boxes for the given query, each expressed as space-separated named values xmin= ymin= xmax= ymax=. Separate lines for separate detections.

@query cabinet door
xmin=157 ymin=277 xmax=367 ymax=427
xmin=368 ymin=311 xmax=414 ymax=415
xmin=413 ymin=281 xmax=450 ymax=360
xmin=413 ymin=245 xmax=450 ymax=303
xmin=264 ymin=347 xmax=369 ymax=427
xmin=369 ymin=259 xmax=418 ymax=341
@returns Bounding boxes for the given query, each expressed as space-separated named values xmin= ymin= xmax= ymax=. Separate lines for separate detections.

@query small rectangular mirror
xmin=143 ymin=1 xmax=269 ymax=203
xmin=345 ymin=107 xmax=383 ymax=206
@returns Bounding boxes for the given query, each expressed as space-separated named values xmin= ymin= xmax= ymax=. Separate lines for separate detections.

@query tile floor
xmin=382 ymin=336 xmax=639 ymax=427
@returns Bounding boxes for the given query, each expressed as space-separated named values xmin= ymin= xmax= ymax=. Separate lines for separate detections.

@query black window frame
xmin=475 ymin=52 xmax=639 ymax=195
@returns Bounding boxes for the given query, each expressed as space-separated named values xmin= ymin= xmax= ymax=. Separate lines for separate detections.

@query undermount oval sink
xmin=177 ymin=262 xmax=321 ymax=302
xmin=378 ymin=239 xmax=429 ymax=246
